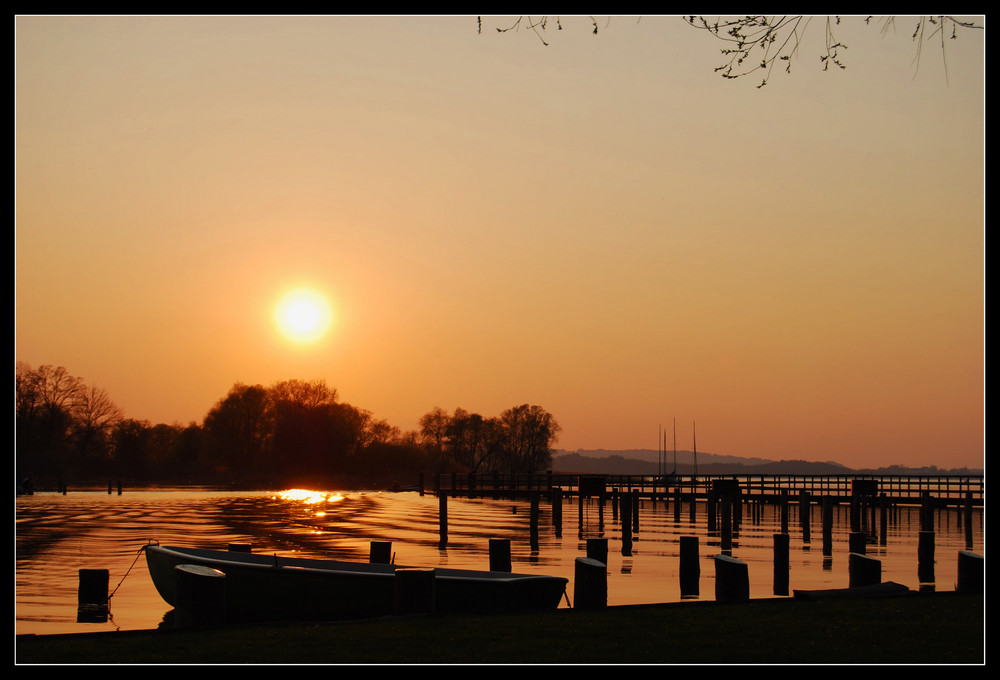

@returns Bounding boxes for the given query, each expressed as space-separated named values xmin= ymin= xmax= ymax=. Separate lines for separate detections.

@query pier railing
xmin=427 ymin=472 xmax=983 ymax=507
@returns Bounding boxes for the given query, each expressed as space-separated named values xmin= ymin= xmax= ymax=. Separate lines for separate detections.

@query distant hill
xmin=550 ymin=449 xmax=982 ymax=476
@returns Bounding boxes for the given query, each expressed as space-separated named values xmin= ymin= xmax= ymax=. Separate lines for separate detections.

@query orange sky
xmin=15 ymin=16 xmax=984 ymax=469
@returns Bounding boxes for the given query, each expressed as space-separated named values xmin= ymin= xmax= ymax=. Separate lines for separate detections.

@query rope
xmin=107 ymin=543 xmax=149 ymax=603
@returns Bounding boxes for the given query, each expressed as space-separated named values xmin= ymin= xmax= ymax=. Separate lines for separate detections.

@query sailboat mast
xmin=693 ymin=421 xmax=698 ymax=479
xmin=658 ymin=424 xmax=662 ymax=477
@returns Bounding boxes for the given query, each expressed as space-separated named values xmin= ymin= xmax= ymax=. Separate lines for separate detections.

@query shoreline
xmin=16 ymin=591 xmax=985 ymax=665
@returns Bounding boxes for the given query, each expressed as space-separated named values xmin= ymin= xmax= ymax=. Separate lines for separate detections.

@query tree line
xmin=15 ymin=362 xmax=561 ymax=489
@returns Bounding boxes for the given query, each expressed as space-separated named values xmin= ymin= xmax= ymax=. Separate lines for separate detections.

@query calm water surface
xmin=15 ymin=487 xmax=983 ymax=636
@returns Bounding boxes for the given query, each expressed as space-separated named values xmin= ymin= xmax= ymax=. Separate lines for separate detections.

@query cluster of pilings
xmin=431 ymin=477 xmax=984 ymax=608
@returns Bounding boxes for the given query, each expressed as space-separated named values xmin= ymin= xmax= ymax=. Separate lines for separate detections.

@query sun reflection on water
xmin=275 ymin=489 xmax=346 ymax=504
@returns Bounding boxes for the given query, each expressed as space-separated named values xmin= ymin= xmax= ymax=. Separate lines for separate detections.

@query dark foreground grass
xmin=16 ymin=592 xmax=984 ymax=665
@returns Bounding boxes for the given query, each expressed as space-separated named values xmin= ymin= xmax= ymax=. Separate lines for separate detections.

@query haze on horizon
xmin=15 ymin=15 xmax=984 ymax=471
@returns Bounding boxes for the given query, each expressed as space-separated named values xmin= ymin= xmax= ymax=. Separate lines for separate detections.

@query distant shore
xmin=552 ymin=449 xmax=984 ymax=477
xmin=16 ymin=592 xmax=984 ymax=665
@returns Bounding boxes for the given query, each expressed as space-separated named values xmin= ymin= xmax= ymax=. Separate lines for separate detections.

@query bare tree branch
xmin=479 ymin=15 xmax=984 ymax=88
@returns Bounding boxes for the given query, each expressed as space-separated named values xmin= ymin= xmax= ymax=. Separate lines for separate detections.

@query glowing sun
xmin=275 ymin=289 xmax=333 ymax=343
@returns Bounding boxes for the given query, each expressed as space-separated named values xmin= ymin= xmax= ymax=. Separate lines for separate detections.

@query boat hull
xmin=145 ymin=545 xmax=567 ymax=622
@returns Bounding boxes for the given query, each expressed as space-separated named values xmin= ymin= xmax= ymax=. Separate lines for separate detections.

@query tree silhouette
xmin=480 ymin=15 xmax=984 ymax=88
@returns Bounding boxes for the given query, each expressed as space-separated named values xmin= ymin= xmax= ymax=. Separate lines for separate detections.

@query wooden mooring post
xmin=773 ymin=533 xmax=790 ymax=596
xmin=679 ymin=535 xmax=700 ymax=598
xmin=78 ymin=568 xmax=109 ymax=610
xmin=689 ymin=483 xmax=697 ymax=523
xmin=552 ymin=486 xmax=563 ymax=538
xmin=587 ymin=537 xmax=609 ymax=566
xmin=438 ymin=491 xmax=448 ymax=549
xmin=720 ymin=495 xmax=733 ymax=553
xmin=620 ymin=495 xmax=633 ymax=556
xmin=369 ymin=541 xmax=392 ymax=564
xmin=879 ymin=493 xmax=888 ymax=546
xmin=799 ymin=490 xmax=811 ymax=544
xmin=714 ymin=554 xmax=749 ymax=603
xmin=489 ymin=538 xmax=512 ymax=572
xmin=574 ymin=557 xmax=607 ymax=610
xmin=529 ymin=492 xmax=540 ymax=552
xmin=957 ymin=550 xmax=983 ymax=594
xmin=964 ymin=492 xmax=975 ymax=549
xmin=822 ymin=496 xmax=833 ymax=557
xmin=849 ymin=531 xmax=867 ymax=555
xmin=918 ymin=531 xmax=935 ymax=584
xmin=849 ymin=553 xmax=881 ymax=588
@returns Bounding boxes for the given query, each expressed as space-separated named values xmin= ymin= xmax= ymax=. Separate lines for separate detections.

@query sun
xmin=275 ymin=289 xmax=333 ymax=343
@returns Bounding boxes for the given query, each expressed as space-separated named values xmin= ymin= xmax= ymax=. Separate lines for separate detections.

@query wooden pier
xmin=423 ymin=471 xmax=983 ymax=508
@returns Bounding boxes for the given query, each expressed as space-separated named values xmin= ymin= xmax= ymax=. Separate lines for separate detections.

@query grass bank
xmin=16 ymin=592 xmax=984 ymax=665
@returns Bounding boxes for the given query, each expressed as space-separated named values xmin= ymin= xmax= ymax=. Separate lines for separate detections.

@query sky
xmin=15 ymin=15 xmax=984 ymax=470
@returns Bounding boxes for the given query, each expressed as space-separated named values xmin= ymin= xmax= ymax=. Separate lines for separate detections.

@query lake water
xmin=15 ymin=486 xmax=983 ymax=637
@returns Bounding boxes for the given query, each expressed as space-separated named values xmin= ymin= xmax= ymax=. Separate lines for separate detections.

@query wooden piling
xmin=957 ymin=550 xmax=983 ymax=594
xmin=964 ymin=492 xmax=974 ymax=549
xmin=918 ymin=531 xmax=935 ymax=584
xmin=849 ymin=553 xmax=881 ymax=588
xmin=720 ymin=495 xmax=732 ymax=553
xmin=714 ymin=554 xmax=750 ymax=603
xmin=849 ymin=531 xmax=867 ymax=555
xmin=679 ymin=536 xmax=700 ymax=598
xmin=78 ymin=568 xmax=109 ymax=607
xmin=438 ymin=491 xmax=448 ymax=549
xmin=620 ymin=494 xmax=633 ymax=557
xmin=587 ymin=537 xmax=608 ymax=566
xmin=631 ymin=489 xmax=640 ymax=534
xmin=780 ymin=491 xmax=789 ymax=535
xmin=799 ymin=490 xmax=810 ymax=543
xmin=530 ymin=492 xmax=540 ymax=552
xmin=573 ymin=557 xmax=607 ymax=610
xmin=879 ymin=493 xmax=888 ymax=546
xmin=552 ymin=487 xmax=563 ymax=537
xmin=773 ymin=533 xmax=790 ymax=596
xmin=489 ymin=538 xmax=512 ymax=572
xmin=822 ymin=496 xmax=833 ymax=557
xmin=370 ymin=540 xmax=392 ymax=564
